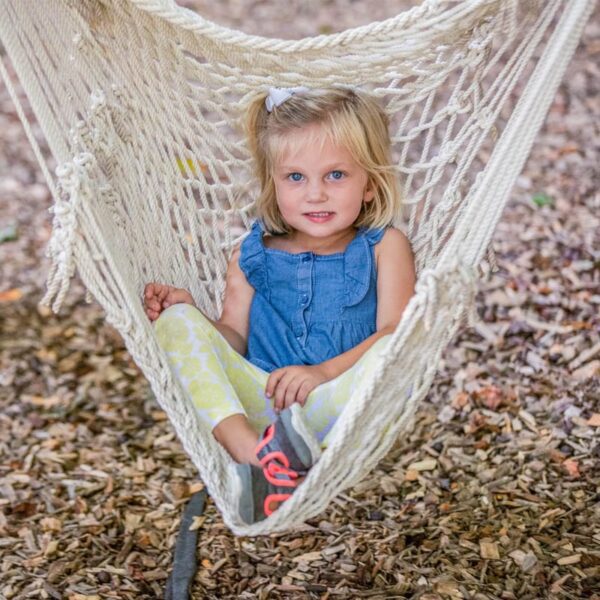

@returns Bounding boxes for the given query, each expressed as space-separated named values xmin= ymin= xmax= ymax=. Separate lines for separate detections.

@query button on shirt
xmin=239 ymin=220 xmax=386 ymax=373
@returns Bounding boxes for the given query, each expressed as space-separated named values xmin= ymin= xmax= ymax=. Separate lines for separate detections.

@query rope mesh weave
xmin=0 ymin=0 xmax=593 ymax=534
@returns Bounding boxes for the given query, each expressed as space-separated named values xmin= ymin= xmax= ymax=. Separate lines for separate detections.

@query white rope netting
xmin=0 ymin=0 xmax=593 ymax=534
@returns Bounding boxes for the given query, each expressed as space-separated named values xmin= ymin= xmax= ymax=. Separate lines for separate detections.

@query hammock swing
xmin=0 ymin=0 xmax=593 ymax=536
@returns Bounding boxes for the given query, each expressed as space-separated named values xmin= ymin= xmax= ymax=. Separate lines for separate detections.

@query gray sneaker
xmin=232 ymin=461 xmax=301 ymax=524
xmin=255 ymin=404 xmax=322 ymax=474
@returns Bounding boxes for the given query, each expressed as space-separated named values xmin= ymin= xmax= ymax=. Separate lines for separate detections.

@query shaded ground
xmin=0 ymin=2 xmax=598 ymax=599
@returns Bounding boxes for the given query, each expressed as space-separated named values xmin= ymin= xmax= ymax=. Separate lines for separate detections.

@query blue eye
xmin=288 ymin=172 xmax=303 ymax=182
xmin=329 ymin=170 xmax=344 ymax=180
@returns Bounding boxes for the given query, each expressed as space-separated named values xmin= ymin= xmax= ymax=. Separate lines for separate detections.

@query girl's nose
xmin=307 ymin=181 xmax=326 ymax=201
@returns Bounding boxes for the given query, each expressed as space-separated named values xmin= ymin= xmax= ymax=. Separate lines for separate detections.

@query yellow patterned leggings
xmin=154 ymin=303 xmax=391 ymax=449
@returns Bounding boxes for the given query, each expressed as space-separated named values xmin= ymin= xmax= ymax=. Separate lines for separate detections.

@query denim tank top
xmin=238 ymin=220 xmax=385 ymax=373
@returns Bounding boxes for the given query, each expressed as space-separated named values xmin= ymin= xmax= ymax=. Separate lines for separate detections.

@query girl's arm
xmin=213 ymin=245 xmax=255 ymax=356
xmin=318 ymin=227 xmax=416 ymax=380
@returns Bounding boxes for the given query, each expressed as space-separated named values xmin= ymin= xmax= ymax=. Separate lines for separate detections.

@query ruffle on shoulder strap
xmin=344 ymin=227 xmax=386 ymax=307
xmin=239 ymin=220 xmax=268 ymax=294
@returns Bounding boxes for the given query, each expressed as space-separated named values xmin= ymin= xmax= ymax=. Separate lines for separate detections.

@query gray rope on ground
xmin=164 ymin=488 xmax=208 ymax=600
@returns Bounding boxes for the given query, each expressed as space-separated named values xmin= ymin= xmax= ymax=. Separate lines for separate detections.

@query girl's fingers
xmin=148 ymin=298 xmax=161 ymax=312
xmin=266 ymin=369 xmax=285 ymax=399
xmin=159 ymin=286 xmax=170 ymax=302
xmin=144 ymin=283 xmax=156 ymax=299
xmin=163 ymin=290 xmax=174 ymax=308
xmin=273 ymin=371 xmax=295 ymax=411
xmin=283 ymin=377 xmax=303 ymax=409
xmin=297 ymin=380 xmax=313 ymax=406
xmin=166 ymin=288 xmax=187 ymax=307
xmin=144 ymin=284 xmax=193 ymax=311
xmin=143 ymin=284 xmax=173 ymax=319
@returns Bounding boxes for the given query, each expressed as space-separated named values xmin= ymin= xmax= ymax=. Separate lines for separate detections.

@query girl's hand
xmin=266 ymin=364 xmax=331 ymax=413
xmin=143 ymin=282 xmax=195 ymax=321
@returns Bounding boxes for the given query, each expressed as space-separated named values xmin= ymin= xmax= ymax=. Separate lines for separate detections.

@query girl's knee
xmin=155 ymin=303 xmax=211 ymax=332
xmin=358 ymin=334 xmax=392 ymax=367
xmin=154 ymin=303 xmax=215 ymax=350
xmin=372 ymin=333 xmax=393 ymax=353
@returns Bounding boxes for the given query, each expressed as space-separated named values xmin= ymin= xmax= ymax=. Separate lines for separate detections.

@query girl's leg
xmin=212 ymin=415 xmax=261 ymax=467
xmin=302 ymin=335 xmax=394 ymax=449
xmin=153 ymin=304 xmax=271 ymax=465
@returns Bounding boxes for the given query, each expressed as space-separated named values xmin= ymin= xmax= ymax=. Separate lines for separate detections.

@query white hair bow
xmin=265 ymin=86 xmax=309 ymax=112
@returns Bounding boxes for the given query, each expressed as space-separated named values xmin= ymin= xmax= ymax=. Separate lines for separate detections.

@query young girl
xmin=143 ymin=87 xmax=416 ymax=524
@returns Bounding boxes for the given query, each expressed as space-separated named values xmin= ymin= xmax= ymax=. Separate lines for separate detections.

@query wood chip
xmin=480 ymin=540 xmax=501 ymax=560
xmin=1 ymin=2 xmax=598 ymax=600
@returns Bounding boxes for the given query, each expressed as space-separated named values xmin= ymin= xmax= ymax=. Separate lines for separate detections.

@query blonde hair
xmin=244 ymin=87 xmax=401 ymax=234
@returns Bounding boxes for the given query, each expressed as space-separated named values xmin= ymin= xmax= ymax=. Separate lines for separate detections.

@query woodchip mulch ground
xmin=0 ymin=2 xmax=598 ymax=599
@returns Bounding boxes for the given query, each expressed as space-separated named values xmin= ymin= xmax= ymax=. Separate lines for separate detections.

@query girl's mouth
xmin=304 ymin=212 xmax=334 ymax=223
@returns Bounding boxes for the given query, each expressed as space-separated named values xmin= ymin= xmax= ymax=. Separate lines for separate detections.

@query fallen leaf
xmin=562 ymin=459 xmax=580 ymax=477
xmin=0 ymin=288 xmax=23 ymax=302
xmin=587 ymin=413 xmax=600 ymax=427
xmin=531 ymin=193 xmax=554 ymax=207
xmin=475 ymin=385 xmax=503 ymax=410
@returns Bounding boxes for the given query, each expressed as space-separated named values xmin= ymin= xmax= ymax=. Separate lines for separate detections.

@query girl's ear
xmin=363 ymin=180 xmax=375 ymax=203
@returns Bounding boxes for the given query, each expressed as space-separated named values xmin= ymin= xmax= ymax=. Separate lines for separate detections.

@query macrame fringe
xmin=40 ymin=152 xmax=96 ymax=313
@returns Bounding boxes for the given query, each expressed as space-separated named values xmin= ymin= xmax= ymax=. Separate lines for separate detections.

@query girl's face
xmin=271 ymin=123 xmax=374 ymax=243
